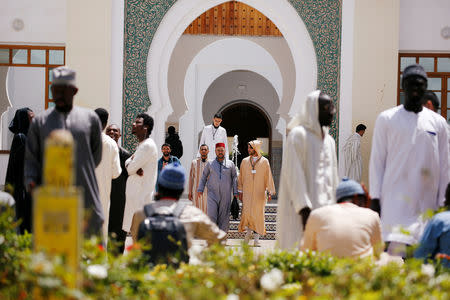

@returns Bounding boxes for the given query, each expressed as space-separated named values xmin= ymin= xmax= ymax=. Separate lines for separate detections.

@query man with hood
xmin=277 ymin=90 xmax=339 ymax=249
xmin=370 ymin=64 xmax=449 ymax=257
xmin=238 ymin=140 xmax=276 ymax=246
xmin=165 ymin=126 xmax=183 ymax=159
xmin=5 ymin=107 xmax=34 ymax=233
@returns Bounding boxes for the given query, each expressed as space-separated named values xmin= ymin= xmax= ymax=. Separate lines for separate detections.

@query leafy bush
xmin=0 ymin=207 xmax=449 ymax=299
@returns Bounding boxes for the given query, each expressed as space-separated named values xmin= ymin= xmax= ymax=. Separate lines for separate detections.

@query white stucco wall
xmin=147 ymin=0 xmax=317 ymax=152
xmin=66 ymin=0 xmax=112 ymax=110
xmin=399 ymin=0 xmax=450 ymax=51
xmin=168 ymin=35 xmax=295 ymax=124
xmin=351 ymin=0 xmax=400 ymax=185
xmin=0 ymin=0 xmax=66 ymax=44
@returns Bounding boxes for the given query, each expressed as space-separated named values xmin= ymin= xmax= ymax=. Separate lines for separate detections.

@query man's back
xmin=414 ymin=211 xmax=450 ymax=267
xmin=301 ymin=203 xmax=383 ymax=258
xmin=131 ymin=200 xmax=226 ymax=248
xmin=25 ymin=106 xmax=103 ymax=232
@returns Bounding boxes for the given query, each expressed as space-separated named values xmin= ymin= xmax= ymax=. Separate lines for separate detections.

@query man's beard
xmin=163 ymin=153 xmax=170 ymax=157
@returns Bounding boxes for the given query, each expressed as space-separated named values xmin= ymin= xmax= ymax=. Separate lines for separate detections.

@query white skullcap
xmin=52 ymin=66 xmax=76 ymax=86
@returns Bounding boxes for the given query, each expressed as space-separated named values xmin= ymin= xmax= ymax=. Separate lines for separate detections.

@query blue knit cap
xmin=158 ymin=162 xmax=185 ymax=190
xmin=336 ymin=177 xmax=364 ymax=201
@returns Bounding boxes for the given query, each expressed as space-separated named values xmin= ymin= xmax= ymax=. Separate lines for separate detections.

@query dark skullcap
xmin=403 ymin=64 xmax=427 ymax=81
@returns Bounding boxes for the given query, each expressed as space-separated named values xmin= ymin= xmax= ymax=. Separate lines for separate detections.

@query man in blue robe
xmin=197 ymin=142 xmax=238 ymax=232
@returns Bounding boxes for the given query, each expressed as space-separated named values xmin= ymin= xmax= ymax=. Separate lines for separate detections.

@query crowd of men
xmin=3 ymin=64 xmax=450 ymax=266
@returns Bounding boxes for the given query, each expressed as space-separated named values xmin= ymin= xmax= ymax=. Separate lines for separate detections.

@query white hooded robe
xmin=277 ymin=90 xmax=339 ymax=249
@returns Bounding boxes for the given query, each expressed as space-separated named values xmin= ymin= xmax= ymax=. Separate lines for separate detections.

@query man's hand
xmin=238 ymin=192 xmax=243 ymax=201
xmin=27 ymin=181 xmax=36 ymax=194
xmin=267 ymin=193 xmax=272 ymax=202
xmin=197 ymin=191 xmax=203 ymax=199
xmin=299 ymin=207 xmax=311 ymax=229
xmin=370 ymin=198 xmax=381 ymax=216
xmin=137 ymin=168 xmax=144 ymax=176
xmin=188 ymin=193 xmax=193 ymax=201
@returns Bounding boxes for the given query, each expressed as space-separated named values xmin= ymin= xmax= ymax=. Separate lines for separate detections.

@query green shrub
xmin=0 ymin=208 xmax=449 ymax=299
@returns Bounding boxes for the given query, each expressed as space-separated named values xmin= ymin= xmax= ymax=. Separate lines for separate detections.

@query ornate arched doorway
xmin=220 ymin=101 xmax=271 ymax=168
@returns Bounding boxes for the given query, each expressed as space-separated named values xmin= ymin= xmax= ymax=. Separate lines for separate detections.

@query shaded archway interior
xmin=220 ymin=102 xmax=271 ymax=167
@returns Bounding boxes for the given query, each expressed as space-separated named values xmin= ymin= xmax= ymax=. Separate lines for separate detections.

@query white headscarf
xmin=287 ymin=90 xmax=324 ymax=138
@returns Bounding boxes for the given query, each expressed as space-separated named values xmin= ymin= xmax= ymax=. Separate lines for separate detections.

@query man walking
xmin=122 ymin=113 xmax=158 ymax=234
xmin=238 ymin=140 xmax=276 ymax=246
xmin=106 ymin=124 xmax=131 ymax=253
xmin=94 ymin=108 xmax=121 ymax=242
xmin=25 ymin=66 xmax=103 ymax=236
xmin=156 ymin=143 xmax=180 ymax=191
xmin=342 ymin=124 xmax=366 ymax=182
xmin=370 ymin=64 xmax=449 ymax=257
xmin=197 ymin=143 xmax=238 ymax=232
xmin=199 ymin=113 xmax=228 ymax=161
xmin=277 ymin=90 xmax=339 ymax=249
xmin=188 ymin=144 xmax=210 ymax=213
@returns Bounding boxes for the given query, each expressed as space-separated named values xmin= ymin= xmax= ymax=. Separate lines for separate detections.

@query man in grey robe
xmin=25 ymin=66 xmax=103 ymax=236
xmin=197 ymin=142 xmax=238 ymax=232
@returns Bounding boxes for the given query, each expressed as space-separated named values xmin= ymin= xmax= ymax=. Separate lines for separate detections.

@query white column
xmin=338 ymin=0 xmax=355 ymax=178
xmin=110 ymin=0 xmax=124 ymax=130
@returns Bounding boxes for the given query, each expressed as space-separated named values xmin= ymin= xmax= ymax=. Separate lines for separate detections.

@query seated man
xmin=301 ymin=178 xmax=384 ymax=258
xmin=414 ymin=184 xmax=450 ymax=268
xmin=130 ymin=163 xmax=226 ymax=249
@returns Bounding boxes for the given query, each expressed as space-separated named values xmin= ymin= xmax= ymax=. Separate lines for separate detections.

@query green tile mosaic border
xmin=123 ymin=0 xmax=342 ymax=150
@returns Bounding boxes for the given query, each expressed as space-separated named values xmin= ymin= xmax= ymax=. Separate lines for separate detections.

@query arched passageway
xmin=220 ymin=101 xmax=271 ymax=167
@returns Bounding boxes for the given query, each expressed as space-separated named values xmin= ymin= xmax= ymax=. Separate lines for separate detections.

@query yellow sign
xmin=34 ymin=186 xmax=83 ymax=288
xmin=43 ymin=130 xmax=74 ymax=187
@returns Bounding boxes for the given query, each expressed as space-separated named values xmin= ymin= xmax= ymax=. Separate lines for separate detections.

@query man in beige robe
xmin=238 ymin=140 xmax=276 ymax=246
xmin=188 ymin=144 xmax=209 ymax=213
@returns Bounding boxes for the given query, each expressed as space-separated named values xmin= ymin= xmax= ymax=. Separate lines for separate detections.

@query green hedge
xmin=1 ymin=207 xmax=449 ymax=299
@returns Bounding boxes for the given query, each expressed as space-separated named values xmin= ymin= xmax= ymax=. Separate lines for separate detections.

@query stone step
xmin=230 ymin=212 xmax=277 ymax=222
xmin=228 ymin=221 xmax=276 ymax=233
xmin=226 ymin=231 xmax=276 ymax=240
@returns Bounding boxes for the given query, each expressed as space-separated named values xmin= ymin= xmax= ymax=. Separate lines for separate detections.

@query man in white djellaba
xmin=342 ymin=124 xmax=366 ymax=182
xmin=94 ymin=108 xmax=121 ymax=242
xmin=122 ymin=113 xmax=158 ymax=234
xmin=369 ymin=64 xmax=449 ymax=257
xmin=198 ymin=113 xmax=229 ymax=161
xmin=277 ymin=90 xmax=339 ymax=249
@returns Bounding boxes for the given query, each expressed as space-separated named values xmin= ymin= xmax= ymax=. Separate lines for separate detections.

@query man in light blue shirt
xmin=414 ymin=184 xmax=450 ymax=267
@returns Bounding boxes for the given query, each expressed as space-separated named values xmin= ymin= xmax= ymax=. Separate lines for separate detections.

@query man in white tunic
xmin=370 ymin=64 xmax=449 ymax=256
xmin=122 ymin=113 xmax=158 ymax=233
xmin=277 ymin=90 xmax=339 ymax=249
xmin=199 ymin=113 xmax=229 ymax=161
xmin=188 ymin=144 xmax=209 ymax=213
xmin=342 ymin=124 xmax=366 ymax=182
xmin=94 ymin=108 xmax=121 ymax=242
